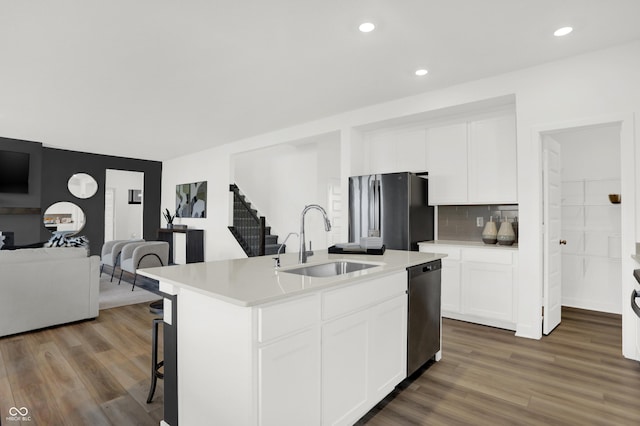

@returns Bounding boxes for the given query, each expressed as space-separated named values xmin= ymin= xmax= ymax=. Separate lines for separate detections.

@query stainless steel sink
xmin=282 ymin=261 xmax=378 ymax=278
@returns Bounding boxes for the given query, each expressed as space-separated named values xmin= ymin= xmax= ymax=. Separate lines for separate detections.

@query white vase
xmin=482 ymin=219 xmax=498 ymax=244
xmin=497 ymin=220 xmax=515 ymax=246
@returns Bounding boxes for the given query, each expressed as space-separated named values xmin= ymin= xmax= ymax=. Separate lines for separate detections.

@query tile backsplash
xmin=437 ymin=204 xmax=519 ymax=242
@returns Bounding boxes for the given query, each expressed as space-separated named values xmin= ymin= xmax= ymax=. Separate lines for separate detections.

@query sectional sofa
xmin=0 ymin=247 xmax=100 ymax=337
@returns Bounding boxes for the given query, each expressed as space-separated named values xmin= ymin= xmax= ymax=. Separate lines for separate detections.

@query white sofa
xmin=0 ymin=247 xmax=100 ymax=337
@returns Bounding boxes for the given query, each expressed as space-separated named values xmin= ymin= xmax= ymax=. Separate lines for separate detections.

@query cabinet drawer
xmin=322 ymin=272 xmax=407 ymax=320
xmin=462 ymin=249 xmax=513 ymax=265
xmin=258 ymin=294 xmax=320 ymax=342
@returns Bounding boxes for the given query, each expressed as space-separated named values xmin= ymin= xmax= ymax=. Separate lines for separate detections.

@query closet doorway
xmin=542 ymin=122 xmax=622 ymax=334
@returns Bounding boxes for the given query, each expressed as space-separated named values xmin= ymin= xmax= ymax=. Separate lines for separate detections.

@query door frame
xmin=535 ymin=113 xmax=637 ymax=360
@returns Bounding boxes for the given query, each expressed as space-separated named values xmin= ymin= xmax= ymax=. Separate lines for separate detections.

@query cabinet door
xmin=259 ymin=327 xmax=321 ymax=426
xmin=322 ymin=310 xmax=370 ymax=426
xmin=468 ymin=115 xmax=517 ymax=203
xmin=425 ymin=122 xmax=468 ymax=204
xmin=441 ymin=259 xmax=461 ymax=314
xmin=461 ymin=262 xmax=514 ymax=323
xmin=369 ymin=295 xmax=407 ymax=401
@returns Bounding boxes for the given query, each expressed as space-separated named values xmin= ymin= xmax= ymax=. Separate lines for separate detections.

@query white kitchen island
xmin=138 ymin=249 xmax=445 ymax=426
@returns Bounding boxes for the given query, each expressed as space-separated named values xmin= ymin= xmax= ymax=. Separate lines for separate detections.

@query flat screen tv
xmin=0 ymin=150 xmax=30 ymax=193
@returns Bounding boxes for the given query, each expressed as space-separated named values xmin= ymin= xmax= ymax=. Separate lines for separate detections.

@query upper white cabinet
xmin=425 ymin=122 xmax=469 ymax=203
xmin=367 ymin=128 xmax=427 ymax=174
xmin=426 ymin=113 xmax=517 ymax=205
xmin=467 ymin=115 xmax=518 ymax=203
xmin=357 ymin=111 xmax=517 ymax=205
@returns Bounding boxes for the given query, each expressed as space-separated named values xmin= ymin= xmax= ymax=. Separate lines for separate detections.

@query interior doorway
xmin=104 ymin=169 xmax=144 ymax=242
xmin=542 ymin=122 xmax=622 ymax=334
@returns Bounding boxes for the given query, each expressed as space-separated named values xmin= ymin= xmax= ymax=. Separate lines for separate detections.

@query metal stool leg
xmin=147 ymin=318 xmax=164 ymax=403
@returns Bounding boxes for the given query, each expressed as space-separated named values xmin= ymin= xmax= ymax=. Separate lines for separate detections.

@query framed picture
xmin=128 ymin=189 xmax=142 ymax=204
xmin=175 ymin=181 xmax=207 ymax=218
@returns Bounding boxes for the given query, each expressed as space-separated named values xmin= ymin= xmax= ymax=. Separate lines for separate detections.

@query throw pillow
xmin=44 ymin=234 xmax=67 ymax=248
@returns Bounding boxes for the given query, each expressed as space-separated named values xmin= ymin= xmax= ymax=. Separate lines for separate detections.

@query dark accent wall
xmin=0 ymin=137 xmax=43 ymax=244
xmin=40 ymin=148 xmax=162 ymax=256
xmin=0 ymin=137 xmax=162 ymax=255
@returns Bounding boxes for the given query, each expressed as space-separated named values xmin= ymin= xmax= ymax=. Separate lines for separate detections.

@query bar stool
xmin=147 ymin=300 xmax=164 ymax=403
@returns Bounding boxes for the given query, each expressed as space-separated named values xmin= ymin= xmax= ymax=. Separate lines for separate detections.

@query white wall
xmin=105 ymin=169 xmax=144 ymax=240
xmin=233 ymin=134 xmax=340 ymax=253
xmin=162 ymin=40 xmax=640 ymax=358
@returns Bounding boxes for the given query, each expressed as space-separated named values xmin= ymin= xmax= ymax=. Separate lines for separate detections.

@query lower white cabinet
xmin=322 ymin=294 xmax=407 ymax=426
xmin=175 ymin=272 xmax=408 ymax=426
xmin=419 ymin=243 xmax=518 ymax=330
xmin=259 ymin=327 xmax=321 ymax=426
xmin=461 ymin=261 xmax=514 ymax=323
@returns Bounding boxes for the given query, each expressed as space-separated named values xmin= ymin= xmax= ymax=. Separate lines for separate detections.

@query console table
xmin=157 ymin=228 xmax=204 ymax=264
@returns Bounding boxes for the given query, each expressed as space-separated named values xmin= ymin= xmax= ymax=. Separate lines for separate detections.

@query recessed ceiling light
xmin=415 ymin=69 xmax=428 ymax=76
xmin=554 ymin=26 xmax=573 ymax=37
xmin=359 ymin=22 xmax=375 ymax=33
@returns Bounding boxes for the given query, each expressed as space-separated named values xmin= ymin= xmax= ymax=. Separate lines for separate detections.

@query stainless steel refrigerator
xmin=348 ymin=172 xmax=434 ymax=251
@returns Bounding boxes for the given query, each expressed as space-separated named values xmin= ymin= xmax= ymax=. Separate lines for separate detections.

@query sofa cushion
xmin=0 ymin=247 xmax=88 ymax=264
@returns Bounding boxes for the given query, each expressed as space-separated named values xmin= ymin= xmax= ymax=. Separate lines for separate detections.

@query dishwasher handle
xmin=407 ymin=260 xmax=441 ymax=278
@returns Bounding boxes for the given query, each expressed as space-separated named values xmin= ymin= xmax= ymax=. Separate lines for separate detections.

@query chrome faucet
xmin=299 ymin=204 xmax=332 ymax=264
xmin=273 ymin=232 xmax=298 ymax=269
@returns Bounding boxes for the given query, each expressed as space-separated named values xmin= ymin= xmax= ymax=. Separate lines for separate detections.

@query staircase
xmin=228 ymin=184 xmax=285 ymax=257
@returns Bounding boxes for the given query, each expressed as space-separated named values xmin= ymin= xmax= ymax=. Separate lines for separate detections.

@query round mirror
xmin=43 ymin=202 xmax=86 ymax=235
xmin=67 ymin=173 xmax=98 ymax=199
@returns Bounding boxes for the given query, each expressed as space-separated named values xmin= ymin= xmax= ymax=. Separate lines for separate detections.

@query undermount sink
xmin=282 ymin=260 xmax=378 ymax=278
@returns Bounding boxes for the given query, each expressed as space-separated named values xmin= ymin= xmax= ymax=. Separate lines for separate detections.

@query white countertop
xmin=138 ymin=249 xmax=446 ymax=307
xmin=419 ymin=239 xmax=519 ymax=250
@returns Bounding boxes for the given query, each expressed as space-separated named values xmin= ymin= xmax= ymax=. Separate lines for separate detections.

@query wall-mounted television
xmin=0 ymin=150 xmax=30 ymax=193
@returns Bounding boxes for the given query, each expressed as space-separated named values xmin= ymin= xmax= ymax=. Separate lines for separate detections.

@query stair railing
xmin=229 ymin=184 xmax=266 ymax=256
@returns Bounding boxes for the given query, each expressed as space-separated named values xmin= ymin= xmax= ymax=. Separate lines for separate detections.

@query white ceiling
xmin=2 ymin=0 xmax=640 ymax=161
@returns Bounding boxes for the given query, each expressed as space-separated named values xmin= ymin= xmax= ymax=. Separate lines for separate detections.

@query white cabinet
xmin=177 ymin=271 xmax=409 ymax=426
xmin=468 ymin=115 xmax=518 ymax=203
xmin=425 ymin=123 xmax=468 ymax=203
xmin=321 ymin=273 xmax=408 ymax=426
xmin=426 ymin=114 xmax=517 ymax=205
xmin=366 ymin=128 xmax=427 ymax=174
xmin=419 ymin=243 xmax=518 ymax=330
xmin=259 ymin=327 xmax=321 ymax=426
xmin=258 ymin=294 xmax=321 ymax=426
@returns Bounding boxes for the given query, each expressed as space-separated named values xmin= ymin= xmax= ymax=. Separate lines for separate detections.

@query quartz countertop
xmin=419 ymin=239 xmax=519 ymax=250
xmin=137 ymin=249 xmax=446 ymax=307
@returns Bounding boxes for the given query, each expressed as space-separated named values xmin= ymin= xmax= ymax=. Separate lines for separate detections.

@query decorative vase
xmin=167 ymin=223 xmax=174 ymax=229
xmin=497 ymin=219 xmax=515 ymax=246
xmin=482 ymin=217 xmax=498 ymax=244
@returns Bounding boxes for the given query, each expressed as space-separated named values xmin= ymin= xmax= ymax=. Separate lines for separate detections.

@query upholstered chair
xmin=119 ymin=241 xmax=170 ymax=290
xmin=100 ymin=239 xmax=144 ymax=281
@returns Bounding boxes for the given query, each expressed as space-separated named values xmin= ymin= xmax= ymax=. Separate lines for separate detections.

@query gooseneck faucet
xmin=299 ymin=204 xmax=332 ymax=264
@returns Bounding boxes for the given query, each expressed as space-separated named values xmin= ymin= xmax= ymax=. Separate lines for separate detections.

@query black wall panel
xmin=0 ymin=136 xmax=162 ymax=255
xmin=40 ymin=147 xmax=162 ymax=256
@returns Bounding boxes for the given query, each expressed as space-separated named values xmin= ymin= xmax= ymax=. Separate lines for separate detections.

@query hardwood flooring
xmin=1 ymin=305 xmax=639 ymax=425
xmin=0 ymin=303 xmax=163 ymax=426
xmin=359 ymin=307 xmax=640 ymax=426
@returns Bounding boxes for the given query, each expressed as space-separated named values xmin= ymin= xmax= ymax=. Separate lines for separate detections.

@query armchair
xmin=119 ymin=241 xmax=170 ymax=291
xmin=100 ymin=239 xmax=144 ymax=282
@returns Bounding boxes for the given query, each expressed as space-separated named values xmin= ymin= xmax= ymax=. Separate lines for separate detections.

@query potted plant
xmin=163 ymin=208 xmax=176 ymax=228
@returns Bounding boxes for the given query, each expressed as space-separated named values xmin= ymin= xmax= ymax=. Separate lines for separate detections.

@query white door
xmin=104 ymin=187 xmax=115 ymax=241
xmin=543 ymin=138 xmax=562 ymax=334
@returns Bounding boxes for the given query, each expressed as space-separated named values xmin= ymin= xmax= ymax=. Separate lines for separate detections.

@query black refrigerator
xmin=348 ymin=172 xmax=434 ymax=251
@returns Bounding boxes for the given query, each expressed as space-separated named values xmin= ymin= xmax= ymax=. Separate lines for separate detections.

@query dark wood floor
xmin=1 ymin=306 xmax=639 ymax=425
xmin=360 ymin=307 xmax=640 ymax=425
xmin=0 ymin=303 xmax=163 ymax=425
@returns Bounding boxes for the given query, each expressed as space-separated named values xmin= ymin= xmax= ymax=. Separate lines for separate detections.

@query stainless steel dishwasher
xmin=407 ymin=259 xmax=442 ymax=376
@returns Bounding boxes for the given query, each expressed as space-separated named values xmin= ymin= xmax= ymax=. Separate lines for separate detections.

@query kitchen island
xmin=139 ymin=249 xmax=445 ymax=426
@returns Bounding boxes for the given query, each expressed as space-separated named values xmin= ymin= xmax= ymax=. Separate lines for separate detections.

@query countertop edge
xmin=137 ymin=251 xmax=447 ymax=307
